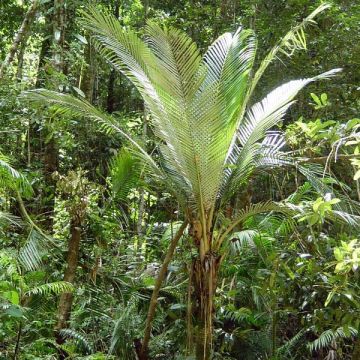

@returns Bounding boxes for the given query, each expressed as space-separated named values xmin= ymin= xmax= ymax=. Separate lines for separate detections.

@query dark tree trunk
xmin=13 ymin=321 xmax=22 ymax=360
xmin=55 ymin=217 xmax=82 ymax=344
xmin=352 ymin=336 xmax=360 ymax=360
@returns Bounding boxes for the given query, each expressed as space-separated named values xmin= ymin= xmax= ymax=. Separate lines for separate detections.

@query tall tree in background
xmin=0 ymin=0 xmax=39 ymax=79
xmin=24 ymin=4 xmax=351 ymax=359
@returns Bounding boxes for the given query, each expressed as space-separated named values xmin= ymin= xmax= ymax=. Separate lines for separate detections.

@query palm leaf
xmin=25 ymin=281 xmax=73 ymax=296
xmin=110 ymin=147 xmax=141 ymax=201
xmin=0 ymin=153 xmax=32 ymax=196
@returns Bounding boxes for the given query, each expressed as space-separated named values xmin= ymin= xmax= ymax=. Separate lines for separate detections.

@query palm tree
xmin=23 ymin=3 xmax=344 ymax=359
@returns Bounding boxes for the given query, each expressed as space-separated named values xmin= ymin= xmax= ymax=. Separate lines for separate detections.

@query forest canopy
xmin=0 ymin=1 xmax=359 ymax=359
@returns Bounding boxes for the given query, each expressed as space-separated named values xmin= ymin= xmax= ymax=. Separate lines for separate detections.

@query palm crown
xmin=84 ymin=7 xmax=341 ymax=216
xmin=26 ymin=4 xmax=340 ymax=224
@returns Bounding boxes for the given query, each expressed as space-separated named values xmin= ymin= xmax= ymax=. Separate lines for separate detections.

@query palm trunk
xmin=192 ymin=250 xmax=220 ymax=360
xmin=187 ymin=219 xmax=221 ymax=360
xmin=0 ymin=0 xmax=38 ymax=78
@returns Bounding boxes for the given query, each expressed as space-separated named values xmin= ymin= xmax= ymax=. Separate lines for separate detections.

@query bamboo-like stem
xmin=186 ymin=263 xmax=193 ymax=354
xmin=140 ymin=221 xmax=188 ymax=359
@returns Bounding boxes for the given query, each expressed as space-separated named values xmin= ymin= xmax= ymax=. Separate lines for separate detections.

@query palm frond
xmin=110 ymin=147 xmax=141 ymax=201
xmin=0 ymin=153 xmax=32 ymax=196
xmin=59 ymin=328 xmax=94 ymax=354
xmin=216 ymin=201 xmax=294 ymax=249
xmin=277 ymin=329 xmax=307 ymax=358
xmin=22 ymin=89 xmax=163 ymax=179
xmin=239 ymin=69 xmax=341 ymax=148
xmin=308 ymin=327 xmax=358 ymax=352
xmin=18 ymin=228 xmax=45 ymax=271
xmin=109 ymin=295 xmax=143 ymax=358
xmin=80 ymin=6 xmax=163 ymax=116
xmin=25 ymin=281 xmax=73 ymax=297
xmin=0 ymin=211 xmax=21 ymax=226
xmin=203 ymin=26 xmax=256 ymax=138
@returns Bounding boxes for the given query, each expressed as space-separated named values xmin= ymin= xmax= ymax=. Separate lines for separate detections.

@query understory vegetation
xmin=0 ymin=1 xmax=359 ymax=359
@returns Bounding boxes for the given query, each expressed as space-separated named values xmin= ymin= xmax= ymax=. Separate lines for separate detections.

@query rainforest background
xmin=0 ymin=0 xmax=360 ymax=359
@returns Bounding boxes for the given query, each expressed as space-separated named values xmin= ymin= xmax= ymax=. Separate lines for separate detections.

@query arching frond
xmin=239 ymin=69 xmax=341 ymax=148
xmin=22 ymin=89 xmax=164 ymax=180
xmin=0 ymin=211 xmax=21 ymax=226
xmin=80 ymin=6 xmax=163 ymax=117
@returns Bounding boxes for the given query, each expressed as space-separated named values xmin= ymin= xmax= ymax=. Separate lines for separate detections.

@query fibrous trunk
xmin=191 ymin=231 xmax=220 ymax=360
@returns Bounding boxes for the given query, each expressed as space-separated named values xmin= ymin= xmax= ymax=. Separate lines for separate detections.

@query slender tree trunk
xmin=42 ymin=0 xmax=66 ymax=227
xmin=139 ymin=221 xmax=188 ymax=360
xmin=35 ymin=1 xmax=53 ymax=88
xmin=16 ymin=40 xmax=27 ymax=81
xmin=0 ymin=0 xmax=38 ymax=78
xmin=81 ymin=40 xmax=96 ymax=103
xmin=53 ymin=0 xmax=65 ymax=73
xmin=106 ymin=0 xmax=120 ymax=113
xmin=13 ymin=321 xmax=22 ymax=360
xmin=55 ymin=217 xmax=82 ymax=344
